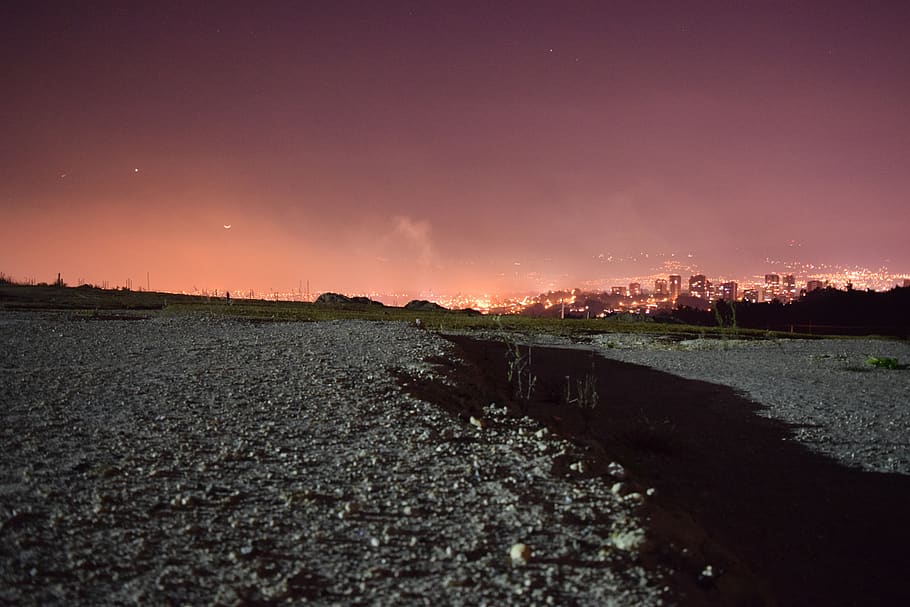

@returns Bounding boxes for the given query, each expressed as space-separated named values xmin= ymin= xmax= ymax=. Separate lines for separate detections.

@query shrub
xmin=866 ymin=356 xmax=903 ymax=370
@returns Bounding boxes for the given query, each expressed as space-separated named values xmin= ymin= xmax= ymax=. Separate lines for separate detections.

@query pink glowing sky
xmin=3 ymin=1 xmax=909 ymax=295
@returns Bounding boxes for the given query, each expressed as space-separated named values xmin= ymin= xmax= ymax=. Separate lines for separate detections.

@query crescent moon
xmin=223 ymin=224 xmax=232 ymax=229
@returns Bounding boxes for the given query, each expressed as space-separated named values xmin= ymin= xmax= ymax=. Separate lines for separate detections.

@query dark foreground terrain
xmin=435 ymin=336 xmax=910 ymax=606
xmin=2 ymin=306 xmax=908 ymax=605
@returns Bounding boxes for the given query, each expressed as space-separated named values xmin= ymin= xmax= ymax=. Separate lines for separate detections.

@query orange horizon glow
xmin=3 ymin=3 xmax=909 ymax=295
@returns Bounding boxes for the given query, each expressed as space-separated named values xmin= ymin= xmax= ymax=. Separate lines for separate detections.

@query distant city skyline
xmin=3 ymin=2 xmax=909 ymax=295
xmin=6 ymin=254 xmax=905 ymax=313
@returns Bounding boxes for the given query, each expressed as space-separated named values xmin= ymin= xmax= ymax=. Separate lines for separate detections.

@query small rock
xmin=611 ymin=528 xmax=646 ymax=551
xmin=469 ymin=416 xmax=487 ymax=430
xmin=607 ymin=462 xmax=626 ymax=479
xmin=698 ymin=564 xmax=718 ymax=588
xmin=624 ymin=492 xmax=644 ymax=505
xmin=510 ymin=543 xmax=532 ymax=566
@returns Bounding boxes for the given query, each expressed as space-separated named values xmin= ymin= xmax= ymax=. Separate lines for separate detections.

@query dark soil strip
xmin=410 ymin=335 xmax=910 ymax=607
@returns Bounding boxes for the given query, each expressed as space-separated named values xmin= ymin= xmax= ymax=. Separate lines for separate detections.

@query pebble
xmin=509 ymin=543 xmax=532 ymax=566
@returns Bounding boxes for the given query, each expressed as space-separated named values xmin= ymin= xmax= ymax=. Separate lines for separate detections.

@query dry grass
xmin=0 ymin=283 xmax=800 ymax=340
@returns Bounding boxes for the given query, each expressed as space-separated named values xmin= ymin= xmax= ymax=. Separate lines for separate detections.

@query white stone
xmin=510 ymin=543 xmax=532 ymax=566
xmin=611 ymin=528 xmax=646 ymax=551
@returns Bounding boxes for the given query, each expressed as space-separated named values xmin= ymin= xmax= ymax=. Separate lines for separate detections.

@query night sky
xmin=3 ymin=1 xmax=909 ymax=295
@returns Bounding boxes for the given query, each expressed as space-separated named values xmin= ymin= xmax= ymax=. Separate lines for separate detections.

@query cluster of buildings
xmin=686 ymin=273 xmax=801 ymax=304
xmin=608 ymin=273 xmax=833 ymax=305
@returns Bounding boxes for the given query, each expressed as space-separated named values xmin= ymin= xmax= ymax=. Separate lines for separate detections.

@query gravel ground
xmin=1 ymin=313 xmax=664 ymax=606
xmin=584 ymin=334 xmax=910 ymax=476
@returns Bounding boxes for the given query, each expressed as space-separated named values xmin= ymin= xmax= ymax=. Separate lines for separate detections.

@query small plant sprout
xmin=564 ymin=355 xmax=599 ymax=410
xmin=505 ymin=341 xmax=537 ymax=403
xmin=564 ymin=373 xmax=599 ymax=409
xmin=866 ymin=356 xmax=903 ymax=370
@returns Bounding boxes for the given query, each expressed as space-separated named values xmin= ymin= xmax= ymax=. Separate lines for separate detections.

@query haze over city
xmin=3 ymin=1 xmax=909 ymax=297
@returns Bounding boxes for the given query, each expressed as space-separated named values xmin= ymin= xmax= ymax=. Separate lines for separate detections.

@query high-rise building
xmin=629 ymin=282 xmax=641 ymax=297
xmin=669 ymin=275 xmax=681 ymax=301
xmin=689 ymin=274 xmax=708 ymax=299
xmin=654 ymin=279 xmax=668 ymax=297
xmin=783 ymin=274 xmax=797 ymax=301
xmin=611 ymin=286 xmax=628 ymax=297
xmin=743 ymin=289 xmax=760 ymax=303
xmin=764 ymin=274 xmax=781 ymax=301
xmin=720 ymin=281 xmax=738 ymax=302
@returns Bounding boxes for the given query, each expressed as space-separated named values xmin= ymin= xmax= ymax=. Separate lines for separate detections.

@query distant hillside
xmin=314 ymin=293 xmax=384 ymax=306
xmin=403 ymin=300 xmax=447 ymax=312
